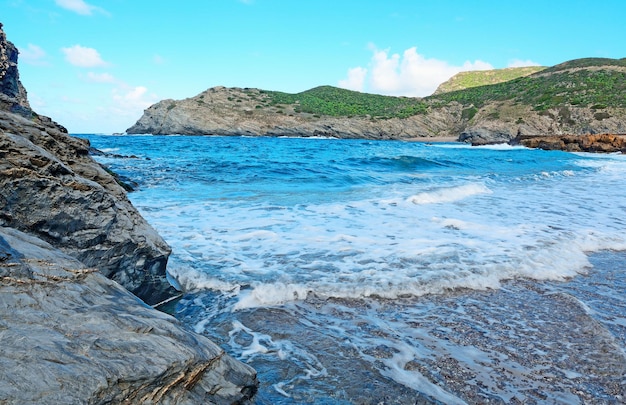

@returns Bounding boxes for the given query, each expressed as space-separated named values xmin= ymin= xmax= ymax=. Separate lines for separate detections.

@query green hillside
xmin=427 ymin=57 xmax=626 ymax=111
xmin=254 ymin=58 xmax=626 ymax=120
xmin=433 ymin=66 xmax=546 ymax=94
xmin=261 ymin=86 xmax=428 ymax=119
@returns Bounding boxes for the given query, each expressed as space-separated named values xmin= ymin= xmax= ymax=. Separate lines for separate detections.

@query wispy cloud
xmin=62 ymin=45 xmax=108 ymax=67
xmin=19 ymin=44 xmax=48 ymax=66
xmin=111 ymin=86 xmax=158 ymax=118
xmin=339 ymin=45 xmax=493 ymax=97
xmin=55 ymin=0 xmax=108 ymax=16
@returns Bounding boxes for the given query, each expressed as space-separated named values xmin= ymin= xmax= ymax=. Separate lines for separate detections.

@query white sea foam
xmin=114 ymin=136 xmax=626 ymax=309
xmin=407 ymin=183 xmax=492 ymax=204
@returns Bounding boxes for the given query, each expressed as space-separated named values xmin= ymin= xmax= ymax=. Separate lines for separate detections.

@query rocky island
xmin=128 ymin=58 xmax=626 ymax=152
xmin=0 ymin=23 xmax=257 ymax=404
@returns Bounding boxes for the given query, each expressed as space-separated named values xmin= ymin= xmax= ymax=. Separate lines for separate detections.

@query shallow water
xmin=85 ymin=135 xmax=626 ymax=404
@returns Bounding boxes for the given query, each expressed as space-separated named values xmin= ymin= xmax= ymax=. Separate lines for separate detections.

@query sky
xmin=2 ymin=0 xmax=626 ymax=133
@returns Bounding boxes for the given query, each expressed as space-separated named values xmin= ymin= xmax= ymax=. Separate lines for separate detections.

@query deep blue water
xmin=84 ymin=135 xmax=626 ymax=404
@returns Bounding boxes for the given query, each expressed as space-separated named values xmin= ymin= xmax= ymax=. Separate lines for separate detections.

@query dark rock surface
xmin=0 ymin=108 xmax=177 ymax=305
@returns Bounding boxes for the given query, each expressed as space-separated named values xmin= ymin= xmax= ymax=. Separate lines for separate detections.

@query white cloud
xmin=19 ymin=44 xmax=47 ymax=65
xmin=338 ymin=67 xmax=368 ymax=92
xmin=62 ymin=45 xmax=108 ymax=67
xmin=111 ymin=86 xmax=158 ymax=117
xmin=86 ymin=72 xmax=116 ymax=83
xmin=508 ymin=59 xmax=541 ymax=68
xmin=55 ymin=0 xmax=107 ymax=16
xmin=339 ymin=45 xmax=494 ymax=97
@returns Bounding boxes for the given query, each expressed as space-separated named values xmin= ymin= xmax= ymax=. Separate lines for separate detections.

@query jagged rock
xmin=0 ymin=226 xmax=257 ymax=404
xmin=0 ymin=109 xmax=177 ymax=305
xmin=459 ymin=127 xmax=513 ymax=145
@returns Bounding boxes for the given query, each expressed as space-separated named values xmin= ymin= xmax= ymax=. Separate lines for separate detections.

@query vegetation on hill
xmin=245 ymin=58 xmax=626 ymax=120
xmin=427 ymin=58 xmax=626 ymax=111
xmin=261 ymin=86 xmax=428 ymax=119
xmin=540 ymin=57 xmax=626 ymax=74
xmin=433 ymin=66 xmax=545 ymax=94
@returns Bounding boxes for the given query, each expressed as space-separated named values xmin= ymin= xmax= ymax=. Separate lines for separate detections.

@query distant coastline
xmin=127 ymin=58 xmax=626 ymax=151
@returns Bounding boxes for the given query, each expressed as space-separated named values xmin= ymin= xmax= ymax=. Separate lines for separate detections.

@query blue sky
xmin=3 ymin=0 xmax=626 ymax=133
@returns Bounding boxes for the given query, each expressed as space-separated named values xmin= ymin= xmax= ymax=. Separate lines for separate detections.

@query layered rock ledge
xmin=0 ymin=226 xmax=257 ymax=404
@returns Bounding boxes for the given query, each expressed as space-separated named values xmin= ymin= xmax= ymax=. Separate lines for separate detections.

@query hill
xmin=433 ymin=66 xmax=546 ymax=95
xmin=127 ymin=57 xmax=626 ymax=146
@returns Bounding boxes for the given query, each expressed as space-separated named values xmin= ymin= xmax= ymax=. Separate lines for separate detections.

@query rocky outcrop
xmin=0 ymin=109 xmax=178 ymax=305
xmin=460 ymin=102 xmax=626 ymax=146
xmin=511 ymin=133 xmax=626 ymax=153
xmin=0 ymin=22 xmax=258 ymax=403
xmin=0 ymin=226 xmax=257 ymax=404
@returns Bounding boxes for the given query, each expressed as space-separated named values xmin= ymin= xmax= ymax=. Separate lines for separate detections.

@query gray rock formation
xmin=0 ymin=22 xmax=258 ymax=403
xmin=0 ymin=226 xmax=257 ymax=404
xmin=0 ymin=110 xmax=176 ymax=305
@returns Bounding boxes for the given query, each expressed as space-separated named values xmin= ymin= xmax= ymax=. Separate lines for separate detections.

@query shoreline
xmin=404 ymin=136 xmax=460 ymax=143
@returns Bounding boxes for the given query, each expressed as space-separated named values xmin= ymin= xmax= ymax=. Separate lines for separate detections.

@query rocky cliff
xmin=127 ymin=59 xmax=626 ymax=151
xmin=0 ymin=23 xmax=257 ymax=403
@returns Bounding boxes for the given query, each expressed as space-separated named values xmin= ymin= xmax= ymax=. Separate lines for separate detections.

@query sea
xmin=83 ymin=134 xmax=626 ymax=404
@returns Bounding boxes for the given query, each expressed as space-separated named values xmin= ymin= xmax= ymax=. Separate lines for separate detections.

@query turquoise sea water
xmin=85 ymin=135 xmax=626 ymax=404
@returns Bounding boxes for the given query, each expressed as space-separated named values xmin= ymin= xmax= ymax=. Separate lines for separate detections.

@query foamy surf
xmin=86 ymin=134 xmax=626 ymax=404
xmin=407 ymin=183 xmax=492 ymax=204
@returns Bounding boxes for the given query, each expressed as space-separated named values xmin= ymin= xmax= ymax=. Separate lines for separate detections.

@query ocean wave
xmin=407 ymin=183 xmax=492 ymax=204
